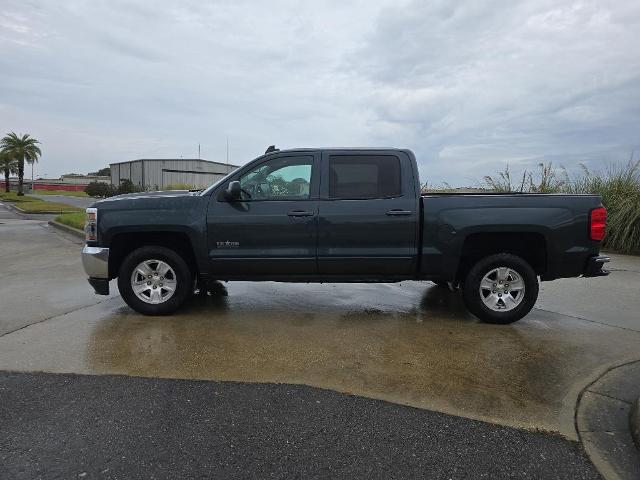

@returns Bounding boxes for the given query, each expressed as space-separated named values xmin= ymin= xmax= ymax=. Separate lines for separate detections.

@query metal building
xmin=109 ymin=159 xmax=239 ymax=191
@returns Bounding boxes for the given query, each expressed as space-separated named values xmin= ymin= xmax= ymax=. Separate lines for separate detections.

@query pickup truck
xmin=81 ymin=148 xmax=610 ymax=324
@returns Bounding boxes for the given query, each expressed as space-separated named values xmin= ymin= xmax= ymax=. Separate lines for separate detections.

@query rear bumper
xmin=82 ymin=245 xmax=110 ymax=295
xmin=583 ymin=255 xmax=610 ymax=277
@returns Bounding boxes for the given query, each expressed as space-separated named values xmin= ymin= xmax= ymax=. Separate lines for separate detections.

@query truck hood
xmin=90 ymin=190 xmax=198 ymax=207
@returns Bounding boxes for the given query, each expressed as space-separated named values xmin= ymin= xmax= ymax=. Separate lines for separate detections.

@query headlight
xmin=85 ymin=207 xmax=98 ymax=242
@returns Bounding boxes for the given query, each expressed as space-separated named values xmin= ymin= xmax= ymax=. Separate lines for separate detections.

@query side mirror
xmin=225 ymin=181 xmax=241 ymax=201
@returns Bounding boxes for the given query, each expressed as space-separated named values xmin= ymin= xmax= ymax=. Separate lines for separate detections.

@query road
xmin=30 ymin=193 xmax=96 ymax=208
xmin=2 ymin=202 xmax=639 ymax=478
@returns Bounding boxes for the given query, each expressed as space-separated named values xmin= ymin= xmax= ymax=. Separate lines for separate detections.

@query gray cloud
xmin=0 ymin=0 xmax=638 ymax=186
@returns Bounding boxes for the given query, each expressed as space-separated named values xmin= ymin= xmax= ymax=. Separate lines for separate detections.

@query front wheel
xmin=118 ymin=246 xmax=193 ymax=315
xmin=462 ymin=253 xmax=538 ymax=324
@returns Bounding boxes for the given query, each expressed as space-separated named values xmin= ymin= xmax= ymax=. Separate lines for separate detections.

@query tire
xmin=432 ymin=280 xmax=449 ymax=288
xmin=462 ymin=253 xmax=538 ymax=324
xmin=118 ymin=246 xmax=193 ymax=315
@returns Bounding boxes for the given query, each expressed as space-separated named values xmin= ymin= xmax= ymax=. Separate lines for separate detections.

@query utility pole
xmin=226 ymin=137 xmax=229 ymax=166
xmin=198 ymin=143 xmax=201 ymax=159
xmin=31 ymin=162 xmax=34 ymax=193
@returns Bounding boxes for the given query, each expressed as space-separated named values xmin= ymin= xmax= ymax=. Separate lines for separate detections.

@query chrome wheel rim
xmin=130 ymin=259 xmax=177 ymax=304
xmin=479 ymin=266 xmax=525 ymax=312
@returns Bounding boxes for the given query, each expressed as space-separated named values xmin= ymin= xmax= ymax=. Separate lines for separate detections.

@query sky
xmin=1 ymin=0 xmax=639 ymax=186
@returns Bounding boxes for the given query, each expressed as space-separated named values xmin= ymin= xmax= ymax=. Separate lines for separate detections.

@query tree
xmin=89 ymin=167 xmax=111 ymax=176
xmin=0 ymin=133 xmax=42 ymax=196
xmin=0 ymin=151 xmax=17 ymax=193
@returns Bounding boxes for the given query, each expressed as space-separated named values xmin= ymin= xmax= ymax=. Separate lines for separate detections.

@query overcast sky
xmin=1 ymin=0 xmax=639 ymax=186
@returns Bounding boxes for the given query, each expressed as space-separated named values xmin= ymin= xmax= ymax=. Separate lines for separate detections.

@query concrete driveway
xmin=1 ymin=202 xmax=638 ymax=477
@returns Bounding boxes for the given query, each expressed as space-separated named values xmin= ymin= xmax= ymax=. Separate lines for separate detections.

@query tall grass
xmin=482 ymin=159 xmax=640 ymax=253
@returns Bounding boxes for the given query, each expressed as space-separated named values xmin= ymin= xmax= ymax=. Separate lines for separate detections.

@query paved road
xmin=0 ymin=202 xmax=117 ymax=336
xmin=30 ymin=193 xmax=96 ymax=208
xmin=0 ymin=371 xmax=599 ymax=479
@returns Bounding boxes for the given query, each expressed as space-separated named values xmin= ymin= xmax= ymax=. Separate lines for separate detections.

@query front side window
xmin=328 ymin=155 xmax=401 ymax=199
xmin=239 ymin=156 xmax=313 ymax=200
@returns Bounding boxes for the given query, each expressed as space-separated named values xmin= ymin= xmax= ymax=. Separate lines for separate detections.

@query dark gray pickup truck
xmin=82 ymin=148 xmax=609 ymax=323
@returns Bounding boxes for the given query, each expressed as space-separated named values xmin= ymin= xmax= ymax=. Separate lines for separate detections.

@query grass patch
xmin=32 ymin=189 xmax=89 ymax=197
xmin=16 ymin=201 xmax=82 ymax=214
xmin=0 ymin=192 xmax=38 ymax=202
xmin=0 ymin=191 xmax=83 ymax=213
xmin=55 ymin=212 xmax=85 ymax=230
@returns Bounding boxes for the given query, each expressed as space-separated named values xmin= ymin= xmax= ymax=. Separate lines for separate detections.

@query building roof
xmin=110 ymin=158 xmax=239 ymax=168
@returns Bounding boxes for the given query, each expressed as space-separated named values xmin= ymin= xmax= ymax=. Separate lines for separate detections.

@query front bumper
xmin=82 ymin=245 xmax=110 ymax=295
xmin=583 ymin=255 xmax=611 ymax=277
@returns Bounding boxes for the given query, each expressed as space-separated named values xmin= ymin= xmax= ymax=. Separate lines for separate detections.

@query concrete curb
xmin=631 ymin=397 xmax=640 ymax=451
xmin=48 ymin=220 xmax=84 ymax=239
xmin=576 ymin=360 xmax=640 ymax=479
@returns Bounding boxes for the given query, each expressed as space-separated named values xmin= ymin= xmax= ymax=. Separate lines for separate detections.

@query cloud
xmin=0 ymin=0 xmax=638 ymax=186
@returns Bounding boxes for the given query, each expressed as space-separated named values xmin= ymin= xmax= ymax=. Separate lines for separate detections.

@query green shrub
xmin=84 ymin=181 xmax=116 ymax=197
xmin=117 ymin=179 xmax=142 ymax=195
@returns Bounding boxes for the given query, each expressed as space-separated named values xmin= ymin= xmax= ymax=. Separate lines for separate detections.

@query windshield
xmin=199 ymin=166 xmax=242 ymax=196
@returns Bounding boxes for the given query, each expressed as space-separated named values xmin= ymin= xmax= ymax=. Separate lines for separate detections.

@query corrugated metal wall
xmin=110 ymin=159 xmax=237 ymax=190
xmin=144 ymin=160 xmax=237 ymax=190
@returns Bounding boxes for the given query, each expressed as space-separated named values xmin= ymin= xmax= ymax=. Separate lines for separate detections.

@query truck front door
xmin=206 ymin=153 xmax=319 ymax=277
xmin=317 ymin=151 xmax=418 ymax=276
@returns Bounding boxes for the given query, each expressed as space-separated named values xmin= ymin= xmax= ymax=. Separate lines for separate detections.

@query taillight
xmin=85 ymin=207 xmax=97 ymax=242
xmin=590 ymin=207 xmax=606 ymax=241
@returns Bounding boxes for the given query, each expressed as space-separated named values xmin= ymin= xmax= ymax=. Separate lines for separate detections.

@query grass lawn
xmin=32 ymin=189 xmax=88 ymax=197
xmin=0 ymin=191 xmax=83 ymax=213
xmin=17 ymin=202 xmax=82 ymax=213
xmin=54 ymin=212 xmax=85 ymax=230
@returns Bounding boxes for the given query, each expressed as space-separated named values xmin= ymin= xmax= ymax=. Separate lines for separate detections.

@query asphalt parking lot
xmin=1 ymin=201 xmax=639 ymax=478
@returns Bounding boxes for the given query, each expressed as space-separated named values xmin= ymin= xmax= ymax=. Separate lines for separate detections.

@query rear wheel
xmin=118 ymin=246 xmax=192 ymax=315
xmin=462 ymin=253 xmax=538 ymax=324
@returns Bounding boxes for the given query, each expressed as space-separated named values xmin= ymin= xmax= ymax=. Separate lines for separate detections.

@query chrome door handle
xmin=287 ymin=210 xmax=315 ymax=217
xmin=386 ymin=209 xmax=412 ymax=216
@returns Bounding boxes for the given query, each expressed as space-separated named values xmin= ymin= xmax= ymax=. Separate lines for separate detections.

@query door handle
xmin=386 ymin=209 xmax=412 ymax=216
xmin=287 ymin=210 xmax=315 ymax=217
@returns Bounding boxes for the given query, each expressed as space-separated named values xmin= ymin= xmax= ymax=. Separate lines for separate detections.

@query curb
xmin=576 ymin=360 xmax=640 ymax=479
xmin=632 ymin=397 xmax=640 ymax=450
xmin=48 ymin=220 xmax=84 ymax=239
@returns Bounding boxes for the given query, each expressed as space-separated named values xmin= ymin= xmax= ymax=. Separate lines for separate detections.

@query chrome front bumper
xmin=82 ymin=246 xmax=110 ymax=295
xmin=82 ymin=246 xmax=109 ymax=278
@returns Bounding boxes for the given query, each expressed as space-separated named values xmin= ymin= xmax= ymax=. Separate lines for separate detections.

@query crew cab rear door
xmin=317 ymin=150 xmax=418 ymax=276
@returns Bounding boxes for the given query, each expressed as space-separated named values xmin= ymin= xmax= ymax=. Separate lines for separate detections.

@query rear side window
xmin=328 ymin=155 xmax=401 ymax=199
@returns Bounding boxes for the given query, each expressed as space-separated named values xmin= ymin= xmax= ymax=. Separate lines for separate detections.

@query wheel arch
xmin=108 ymin=232 xmax=198 ymax=279
xmin=455 ymin=232 xmax=547 ymax=283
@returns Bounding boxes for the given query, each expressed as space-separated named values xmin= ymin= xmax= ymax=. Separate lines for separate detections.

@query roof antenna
xmin=265 ymin=145 xmax=279 ymax=154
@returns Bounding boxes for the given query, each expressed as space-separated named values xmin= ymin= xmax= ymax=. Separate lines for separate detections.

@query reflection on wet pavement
xmin=0 ymin=280 xmax=638 ymax=440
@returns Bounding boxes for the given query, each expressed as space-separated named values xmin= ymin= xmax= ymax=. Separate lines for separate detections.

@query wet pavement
xmin=0 ymin=201 xmax=639 ymax=446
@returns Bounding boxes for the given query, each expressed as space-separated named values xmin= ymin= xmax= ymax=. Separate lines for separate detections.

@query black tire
xmin=118 ymin=246 xmax=193 ymax=315
xmin=462 ymin=253 xmax=538 ymax=324
xmin=432 ymin=280 xmax=449 ymax=288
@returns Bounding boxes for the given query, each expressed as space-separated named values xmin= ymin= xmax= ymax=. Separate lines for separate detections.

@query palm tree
xmin=0 ymin=151 xmax=17 ymax=192
xmin=0 ymin=133 xmax=42 ymax=195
